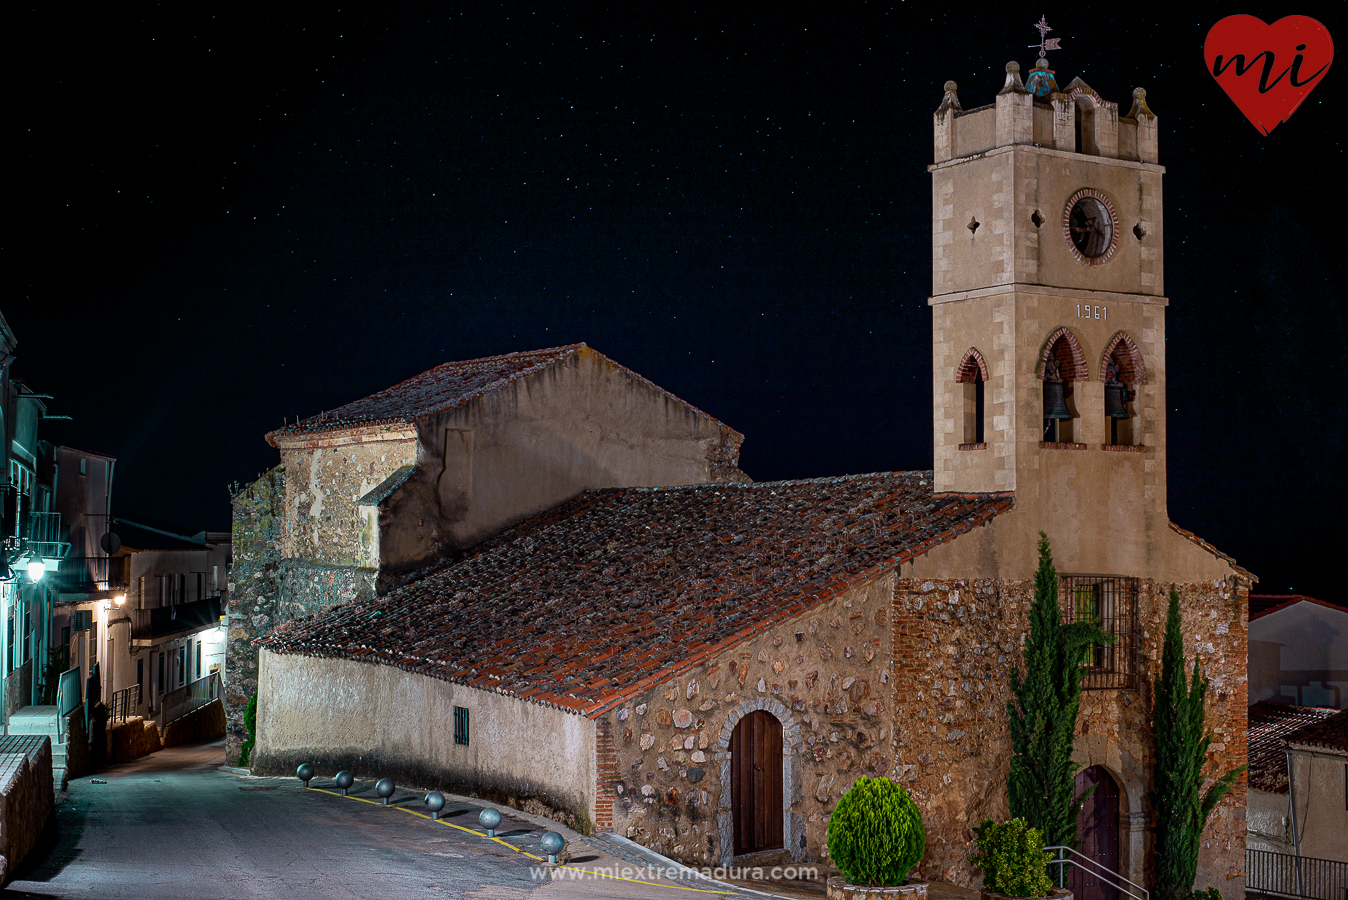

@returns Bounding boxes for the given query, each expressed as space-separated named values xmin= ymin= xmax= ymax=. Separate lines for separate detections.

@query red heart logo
xmin=1204 ymin=15 xmax=1334 ymax=135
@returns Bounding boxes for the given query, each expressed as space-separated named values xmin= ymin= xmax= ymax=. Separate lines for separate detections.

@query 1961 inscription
xmin=1076 ymin=303 xmax=1107 ymax=320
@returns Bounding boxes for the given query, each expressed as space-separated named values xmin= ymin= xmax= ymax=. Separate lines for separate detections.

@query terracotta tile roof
xmin=261 ymin=472 xmax=1012 ymax=717
xmin=266 ymin=343 xmax=738 ymax=442
xmin=1168 ymin=521 xmax=1253 ymax=581
xmin=1249 ymin=594 xmax=1348 ymax=621
xmin=1248 ymin=701 xmax=1339 ymax=793
xmin=1285 ymin=708 xmax=1348 ymax=754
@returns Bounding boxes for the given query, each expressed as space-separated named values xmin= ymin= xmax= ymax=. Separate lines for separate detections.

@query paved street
xmin=3 ymin=740 xmax=748 ymax=900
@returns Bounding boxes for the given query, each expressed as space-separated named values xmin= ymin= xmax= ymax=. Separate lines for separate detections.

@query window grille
xmin=1060 ymin=574 xmax=1139 ymax=690
xmin=454 ymin=707 xmax=470 ymax=746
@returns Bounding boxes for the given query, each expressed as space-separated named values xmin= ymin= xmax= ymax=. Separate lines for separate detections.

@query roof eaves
xmin=1168 ymin=521 xmax=1255 ymax=582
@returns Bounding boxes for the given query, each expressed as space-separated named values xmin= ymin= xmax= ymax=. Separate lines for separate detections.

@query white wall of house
xmin=1285 ymin=747 xmax=1348 ymax=861
xmin=255 ymin=650 xmax=597 ymax=821
xmin=1250 ymin=602 xmax=1348 ymax=709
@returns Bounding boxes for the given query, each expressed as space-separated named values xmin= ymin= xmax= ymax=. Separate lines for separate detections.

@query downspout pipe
xmin=1284 ymin=747 xmax=1304 ymax=896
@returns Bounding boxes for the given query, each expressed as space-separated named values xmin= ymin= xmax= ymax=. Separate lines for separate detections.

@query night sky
xmin=10 ymin=3 xmax=1343 ymax=601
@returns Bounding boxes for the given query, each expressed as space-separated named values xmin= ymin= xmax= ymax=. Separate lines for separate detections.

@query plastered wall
xmin=254 ymin=650 xmax=597 ymax=828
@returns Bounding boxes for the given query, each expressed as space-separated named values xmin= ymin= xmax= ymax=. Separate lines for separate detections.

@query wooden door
xmin=730 ymin=710 xmax=784 ymax=856
xmin=1070 ymin=765 xmax=1121 ymax=900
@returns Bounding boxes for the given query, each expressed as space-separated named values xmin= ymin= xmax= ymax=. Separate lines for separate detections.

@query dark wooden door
xmin=730 ymin=710 xmax=784 ymax=855
xmin=1071 ymin=765 xmax=1121 ymax=900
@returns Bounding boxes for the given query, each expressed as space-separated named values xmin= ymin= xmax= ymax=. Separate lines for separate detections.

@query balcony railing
xmin=110 ymin=684 xmax=141 ymax=723
xmin=57 ymin=556 xmax=127 ymax=593
xmin=130 ymin=595 xmax=223 ymax=641
xmin=1248 ymin=848 xmax=1348 ymax=900
xmin=26 ymin=511 xmax=69 ymax=560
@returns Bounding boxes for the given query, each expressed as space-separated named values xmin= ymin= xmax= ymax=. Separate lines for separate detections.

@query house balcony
xmin=57 ymin=556 xmax=127 ymax=594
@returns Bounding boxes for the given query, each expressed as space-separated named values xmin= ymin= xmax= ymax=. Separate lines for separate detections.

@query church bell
xmin=1104 ymin=384 xmax=1129 ymax=419
xmin=1043 ymin=381 xmax=1073 ymax=420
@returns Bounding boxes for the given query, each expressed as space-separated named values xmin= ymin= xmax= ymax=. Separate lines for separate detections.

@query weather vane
xmin=1030 ymin=16 xmax=1062 ymax=59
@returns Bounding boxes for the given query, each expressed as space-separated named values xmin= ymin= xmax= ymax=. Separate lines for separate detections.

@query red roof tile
xmin=261 ymin=472 xmax=1012 ymax=716
xmin=1248 ymin=701 xmax=1339 ymax=793
xmin=265 ymin=343 xmax=738 ymax=442
xmin=1285 ymin=708 xmax=1348 ymax=754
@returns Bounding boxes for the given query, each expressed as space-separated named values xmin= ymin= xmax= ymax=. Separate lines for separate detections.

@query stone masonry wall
xmin=604 ymin=574 xmax=896 ymax=867
xmin=890 ymin=576 xmax=1248 ymax=898
xmin=227 ymin=466 xmax=381 ymax=765
xmin=225 ymin=467 xmax=284 ymax=765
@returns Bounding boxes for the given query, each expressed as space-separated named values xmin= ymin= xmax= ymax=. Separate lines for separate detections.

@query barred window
xmin=1060 ymin=575 xmax=1139 ymax=690
xmin=454 ymin=706 xmax=470 ymax=746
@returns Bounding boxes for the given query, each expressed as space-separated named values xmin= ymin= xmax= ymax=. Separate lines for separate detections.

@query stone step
xmin=6 ymin=721 xmax=60 ymax=736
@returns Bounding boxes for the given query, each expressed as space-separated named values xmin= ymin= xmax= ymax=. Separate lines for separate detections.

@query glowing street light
xmin=25 ymin=556 xmax=45 ymax=582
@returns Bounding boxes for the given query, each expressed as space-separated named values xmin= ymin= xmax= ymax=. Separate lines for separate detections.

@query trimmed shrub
xmin=238 ymin=692 xmax=258 ymax=768
xmin=971 ymin=819 xmax=1055 ymax=898
xmin=826 ymin=776 xmax=925 ymax=886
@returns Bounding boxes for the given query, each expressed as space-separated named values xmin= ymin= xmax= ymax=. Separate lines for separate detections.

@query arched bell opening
xmin=1100 ymin=333 xmax=1147 ymax=447
xmin=1039 ymin=329 xmax=1087 ymax=443
xmin=956 ymin=348 xmax=988 ymax=446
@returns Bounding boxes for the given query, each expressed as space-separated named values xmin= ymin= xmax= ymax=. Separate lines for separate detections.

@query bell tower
xmin=929 ymin=50 xmax=1169 ymax=572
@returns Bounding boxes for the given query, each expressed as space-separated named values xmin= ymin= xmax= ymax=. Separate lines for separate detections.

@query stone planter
xmin=826 ymin=877 xmax=928 ymax=900
xmin=980 ymin=889 xmax=1073 ymax=900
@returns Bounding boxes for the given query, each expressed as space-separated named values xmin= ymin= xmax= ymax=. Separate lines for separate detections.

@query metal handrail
xmin=110 ymin=684 xmax=141 ymax=722
xmin=1248 ymin=848 xmax=1348 ymax=900
xmin=1045 ymin=845 xmax=1149 ymax=900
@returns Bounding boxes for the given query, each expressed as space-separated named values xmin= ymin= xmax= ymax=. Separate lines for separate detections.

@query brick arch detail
xmin=1036 ymin=327 xmax=1089 ymax=382
xmin=1099 ymin=331 xmax=1148 ymax=385
xmin=955 ymin=347 xmax=989 ymax=384
xmin=713 ymin=697 xmax=804 ymax=866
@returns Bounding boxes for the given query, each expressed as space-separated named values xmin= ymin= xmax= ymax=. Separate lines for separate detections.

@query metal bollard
xmin=334 ymin=770 xmax=354 ymax=796
xmin=296 ymin=763 xmax=314 ymax=787
xmin=540 ymin=831 xmax=564 ymax=865
xmin=478 ymin=807 xmax=501 ymax=838
xmin=376 ymin=778 xmax=396 ymax=805
xmin=424 ymin=791 xmax=446 ymax=820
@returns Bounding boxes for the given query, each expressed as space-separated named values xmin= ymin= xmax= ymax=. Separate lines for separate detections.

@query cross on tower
xmin=1029 ymin=16 xmax=1062 ymax=59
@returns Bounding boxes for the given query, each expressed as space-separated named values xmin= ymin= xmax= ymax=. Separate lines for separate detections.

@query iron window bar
xmin=1059 ymin=574 xmax=1139 ymax=690
xmin=1046 ymin=846 xmax=1149 ymax=900
xmin=454 ymin=706 xmax=470 ymax=746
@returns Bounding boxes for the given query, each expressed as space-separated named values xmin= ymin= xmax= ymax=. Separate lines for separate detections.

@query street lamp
xmin=24 ymin=554 xmax=45 ymax=582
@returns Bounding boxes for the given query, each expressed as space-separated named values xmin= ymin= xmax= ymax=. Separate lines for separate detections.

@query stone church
xmin=230 ymin=57 xmax=1249 ymax=897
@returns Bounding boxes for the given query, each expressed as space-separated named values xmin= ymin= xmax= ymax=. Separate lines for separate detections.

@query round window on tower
xmin=1062 ymin=189 xmax=1119 ymax=265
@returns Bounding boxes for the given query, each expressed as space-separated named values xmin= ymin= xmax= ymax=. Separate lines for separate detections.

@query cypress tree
xmin=1007 ymin=533 xmax=1112 ymax=856
xmin=1152 ymin=587 xmax=1245 ymax=900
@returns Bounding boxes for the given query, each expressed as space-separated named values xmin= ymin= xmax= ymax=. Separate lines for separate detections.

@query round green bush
xmin=826 ymin=776 xmax=926 ymax=886
xmin=970 ymin=818 xmax=1054 ymax=898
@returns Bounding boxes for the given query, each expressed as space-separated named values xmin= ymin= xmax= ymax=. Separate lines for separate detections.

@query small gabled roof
xmin=1248 ymin=701 xmax=1340 ymax=793
xmin=266 ymin=343 xmax=738 ymax=444
xmin=261 ymin=472 xmax=1012 ymax=717
xmin=1250 ymin=594 xmax=1348 ymax=621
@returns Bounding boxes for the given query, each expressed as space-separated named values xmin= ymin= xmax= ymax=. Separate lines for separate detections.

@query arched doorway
xmin=1071 ymin=765 xmax=1121 ymax=900
xmin=730 ymin=709 xmax=783 ymax=855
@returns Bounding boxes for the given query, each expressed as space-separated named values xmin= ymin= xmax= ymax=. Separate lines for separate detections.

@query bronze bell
xmin=1043 ymin=381 xmax=1073 ymax=420
xmin=1104 ymin=384 xmax=1129 ymax=419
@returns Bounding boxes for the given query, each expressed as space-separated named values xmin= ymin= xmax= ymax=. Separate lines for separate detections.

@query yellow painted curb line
xmin=308 ymin=787 xmax=731 ymax=895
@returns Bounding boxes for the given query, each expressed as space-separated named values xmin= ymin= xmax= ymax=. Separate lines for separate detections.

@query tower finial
xmin=1029 ymin=16 xmax=1062 ymax=60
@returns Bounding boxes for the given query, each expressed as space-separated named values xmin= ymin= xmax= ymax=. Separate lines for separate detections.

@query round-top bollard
xmin=375 ymin=778 xmax=396 ymax=805
xmin=335 ymin=770 xmax=354 ymax=796
xmin=478 ymin=807 xmax=502 ymax=838
xmin=424 ymin=791 xmax=446 ymax=820
xmin=296 ymin=763 xmax=314 ymax=787
xmin=540 ymin=831 xmax=564 ymax=865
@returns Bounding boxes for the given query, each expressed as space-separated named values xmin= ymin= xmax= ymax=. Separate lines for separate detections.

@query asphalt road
xmin=3 ymin=740 xmax=744 ymax=900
